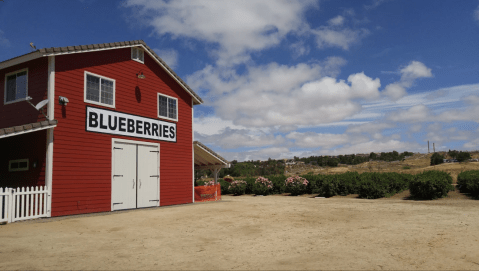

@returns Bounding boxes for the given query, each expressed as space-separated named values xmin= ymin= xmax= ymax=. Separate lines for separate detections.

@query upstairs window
xmin=158 ymin=93 xmax=177 ymax=121
xmin=9 ymin=159 xmax=29 ymax=172
xmin=84 ymin=71 xmax=115 ymax=108
xmin=131 ymin=47 xmax=144 ymax=63
xmin=4 ymin=68 xmax=28 ymax=105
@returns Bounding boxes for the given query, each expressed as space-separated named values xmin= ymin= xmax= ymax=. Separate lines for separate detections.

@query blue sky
xmin=1 ymin=0 xmax=479 ymax=161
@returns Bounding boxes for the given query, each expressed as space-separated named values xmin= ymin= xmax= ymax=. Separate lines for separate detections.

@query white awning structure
xmin=0 ymin=120 xmax=58 ymax=139
xmin=194 ymin=141 xmax=230 ymax=170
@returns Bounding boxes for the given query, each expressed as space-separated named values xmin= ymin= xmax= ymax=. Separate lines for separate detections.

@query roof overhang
xmin=0 ymin=120 xmax=58 ymax=139
xmin=194 ymin=141 xmax=230 ymax=170
xmin=0 ymin=40 xmax=203 ymax=105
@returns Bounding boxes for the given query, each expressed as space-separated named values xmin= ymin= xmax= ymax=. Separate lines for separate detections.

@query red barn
xmin=0 ymin=40 xmax=229 ymax=223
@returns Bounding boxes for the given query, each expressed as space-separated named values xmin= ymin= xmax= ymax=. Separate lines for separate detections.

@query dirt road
xmin=1 ymin=194 xmax=479 ymax=270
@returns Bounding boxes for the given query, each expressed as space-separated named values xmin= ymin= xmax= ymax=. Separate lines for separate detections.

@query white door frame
xmin=111 ymin=138 xmax=160 ymax=211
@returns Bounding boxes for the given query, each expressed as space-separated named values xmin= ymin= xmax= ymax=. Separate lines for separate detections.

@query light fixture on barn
xmin=137 ymin=70 xmax=146 ymax=79
xmin=25 ymin=96 xmax=48 ymax=118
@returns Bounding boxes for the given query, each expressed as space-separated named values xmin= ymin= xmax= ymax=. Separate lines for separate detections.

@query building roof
xmin=193 ymin=141 xmax=230 ymax=169
xmin=0 ymin=40 xmax=203 ymax=105
xmin=0 ymin=119 xmax=58 ymax=139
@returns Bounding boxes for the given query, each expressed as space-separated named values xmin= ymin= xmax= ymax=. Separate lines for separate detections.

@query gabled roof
xmin=0 ymin=119 xmax=58 ymax=139
xmin=0 ymin=40 xmax=203 ymax=105
xmin=194 ymin=141 xmax=230 ymax=169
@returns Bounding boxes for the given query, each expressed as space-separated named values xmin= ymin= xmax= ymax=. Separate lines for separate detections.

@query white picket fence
xmin=1 ymin=186 xmax=49 ymax=223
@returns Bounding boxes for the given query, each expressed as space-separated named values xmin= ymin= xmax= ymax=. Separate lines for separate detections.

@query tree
xmin=369 ymin=152 xmax=377 ymax=160
xmin=448 ymin=150 xmax=459 ymax=159
xmin=430 ymin=152 xmax=444 ymax=166
xmin=456 ymin=152 xmax=471 ymax=162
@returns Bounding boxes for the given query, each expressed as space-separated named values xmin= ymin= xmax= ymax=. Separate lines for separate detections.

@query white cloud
xmin=323 ymin=139 xmax=422 ymax=155
xmin=399 ymin=61 xmax=433 ymax=83
xmin=290 ymin=41 xmax=310 ymax=58
xmin=153 ymin=48 xmax=179 ymax=69
xmin=195 ymin=129 xmax=286 ymax=150
xmin=382 ymin=61 xmax=433 ymax=101
xmin=409 ymin=124 xmax=422 ymax=133
xmin=383 ymin=83 xmax=407 ymax=101
xmin=364 ymin=0 xmax=390 ymax=10
xmin=0 ymin=30 xmax=10 ymax=47
xmin=474 ymin=5 xmax=479 ymax=22
xmin=386 ymin=104 xmax=431 ymax=123
xmin=313 ymin=27 xmax=370 ymax=50
xmin=346 ymin=122 xmax=395 ymax=134
xmin=194 ymin=116 xmax=248 ymax=136
xmin=124 ymin=0 xmax=316 ymax=66
xmin=286 ymin=132 xmax=351 ymax=148
xmin=328 ymin=15 xmax=345 ymax=26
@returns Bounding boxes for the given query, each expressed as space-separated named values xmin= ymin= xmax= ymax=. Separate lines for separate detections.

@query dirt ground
xmin=1 ymin=193 xmax=479 ymax=270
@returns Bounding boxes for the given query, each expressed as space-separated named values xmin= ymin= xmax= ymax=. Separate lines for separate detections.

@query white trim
xmin=0 ymin=123 xmax=57 ymax=139
xmin=111 ymin=138 xmax=160 ymax=211
xmin=45 ymin=56 xmax=55 ymax=217
xmin=131 ymin=47 xmax=144 ymax=64
xmin=157 ymin=92 xmax=178 ymax=122
xmin=0 ymin=51 xmax=42 ymax=70
xmin=192 ymin=99 xmax=194 ymax=203
xmin=9 ymin=159 xmax=29 ymax=172
xmin=4 ymin=68 xmax=28 ymax=105
xmin=84 ymin=71 xmax=116 ymax=109
xmin=0 ymin=44 xmax=203 ymax=105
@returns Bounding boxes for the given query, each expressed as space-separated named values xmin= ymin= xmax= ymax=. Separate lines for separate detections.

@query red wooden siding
xmin=52 ymin=48 xmax=193 ymax=216
xmin=0 ymin=58 xmax=48 ymax=129
xmin=0 ymin=131 xmax=47 ymax=188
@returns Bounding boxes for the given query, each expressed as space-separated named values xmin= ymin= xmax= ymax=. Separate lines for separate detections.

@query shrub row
xmin=457 ymin=170 xmax=479 ymax=197
xmin=211 ymin=170 xmax=454 ymax=200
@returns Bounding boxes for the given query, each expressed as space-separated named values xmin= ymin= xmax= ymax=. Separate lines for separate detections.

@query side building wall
xmin=52 ymin=48 xmax=193 ymax=216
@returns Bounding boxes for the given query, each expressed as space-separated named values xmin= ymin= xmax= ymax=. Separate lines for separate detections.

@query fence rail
xmin=0 ymin=186 xmax=49 ymax=223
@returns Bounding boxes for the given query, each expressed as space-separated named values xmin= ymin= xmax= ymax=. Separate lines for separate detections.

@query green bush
xmin=284 ymin=176 xmax=309 ymax=196
xmin=457 ymin=170 xmax=479 ymax=197
xmin=317 ymin=172 xmax=360 ymax=197
xmin=243 ymin=177 xmax=256 ymax=194
xmin=402 ymin=166 xmax=411 ymax=169
xmin=358 ymin=173 xmax=391 ymax=199
xmin=319 ymin=175 xmax=342 ymax=197
xmin=218 ymin=179 xmax=230 ymax=194
xmin=300 ymin=174 xmax=324 ymax=194
xmin=265 ymin=175 xmax=288 ymax=194
xmin=456 ymin=152 xmax=471 ymax=162
xmin=252 ymin=177 xmax=273 ymax=195
xmin=430 ymin=153 xmax=444 ymax=166
xmin=409 ymin=170 xmax=454 ymax=199
xmin=228 ymin=180 xmax=247 ymax=196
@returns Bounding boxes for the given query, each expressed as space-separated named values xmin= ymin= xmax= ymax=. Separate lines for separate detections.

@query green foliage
xmin=252 ymin=177 xmax=273 ymax=196
xmin=430 ymin=153 xmax=445 ymax=166
xmin=457 ymin=170 xmax=479 ymax=197
xmin=228 ymin=180 xmax=247 ymax=196
xmin=409 ymin=170 xmax=454 ymax=200
xmin=284 ymin=176 xmax=309 ymax=196
xmin=265 ymin=175 xmax=288 ymax=194
xmin=300 ymin=174 xmax=324 ymax=194
xmin=456 ymin=151 xmax=471 ymax=162
xmin=218 ymin=179 xmax=230 ymax=195
xmin=319 ymin=174 xmax=342 ymax=198
xmin=357 ymin=172 xmax=412 ymax=199
xmin=317 ymin=172 xmax=360 ymax=197
xmin=448 ymin=149 xmax=459 ymax=159
xmin=402 ymin=166 xmax=411 ymax=169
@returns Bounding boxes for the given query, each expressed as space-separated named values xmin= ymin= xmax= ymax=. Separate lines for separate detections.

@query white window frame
xmin=4 ymin=68 xmax=29 ymax=105
xmin=84 ymin=71 xmax=116 ymax=109
xmin=131 ymin=47 xmax=144 ymax=64
xmin=157 ymin=93 xmax=178 ymax=122
xmin=9 ymin=159 xmax=29 ymax=172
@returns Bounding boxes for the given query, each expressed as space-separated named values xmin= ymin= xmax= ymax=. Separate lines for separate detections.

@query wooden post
xmin=428 ymin=141 xmax=430 ymax=153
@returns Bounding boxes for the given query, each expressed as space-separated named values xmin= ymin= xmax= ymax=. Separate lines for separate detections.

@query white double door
xmin=112 ymin=141 xmax=159 ymax=211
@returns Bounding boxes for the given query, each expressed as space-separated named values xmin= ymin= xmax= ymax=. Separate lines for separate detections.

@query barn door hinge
xmin=150 ymin=175 xmax=159 ymax=177
xmin=150 ymin=151 xmax=159 ymax=153
xmin=114 ymin=147 xmax=123 ymax=150
xmin=113 ymin=175 xmax=123 ymax=177
xmin=149 ymin=200 xmax=159 ymax=202
xmin=113 ymin=202 xmax=123 ymax=205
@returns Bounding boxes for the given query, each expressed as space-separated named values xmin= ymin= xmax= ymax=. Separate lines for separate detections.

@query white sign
xmin=86 ymin=106 xmax=176 ymax=142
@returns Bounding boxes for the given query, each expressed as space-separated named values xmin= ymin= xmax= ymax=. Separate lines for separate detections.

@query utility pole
xmin=433 ymin=143 xmax=435 ymax=153
xmin=428 ymin=141 xmax=430 ymax=153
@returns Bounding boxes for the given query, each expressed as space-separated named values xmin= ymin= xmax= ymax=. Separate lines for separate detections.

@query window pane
xmin=15 ymin=71 xmax=27 ymax=100
xmin=158 ymin=95 xmax=168 ymax=117
xmin=19 ymin=161 xmax=28 ymax=168
xmin=6 ymin=74 xmax=16 ymax=102
xmin=132 ymin=48 xmax=137 ymax=60
xmin=139 ymin=50 xmax=144 ymax=62
xmin=11 ymin=162 xmax=18 ymax=169
xmin=168 ymin=98 xmax=177 ymax=119
xmin=100 ymin=79 xmax=114 ymax=105
xmin=86 ymin=75 xmax=100 ymax=102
